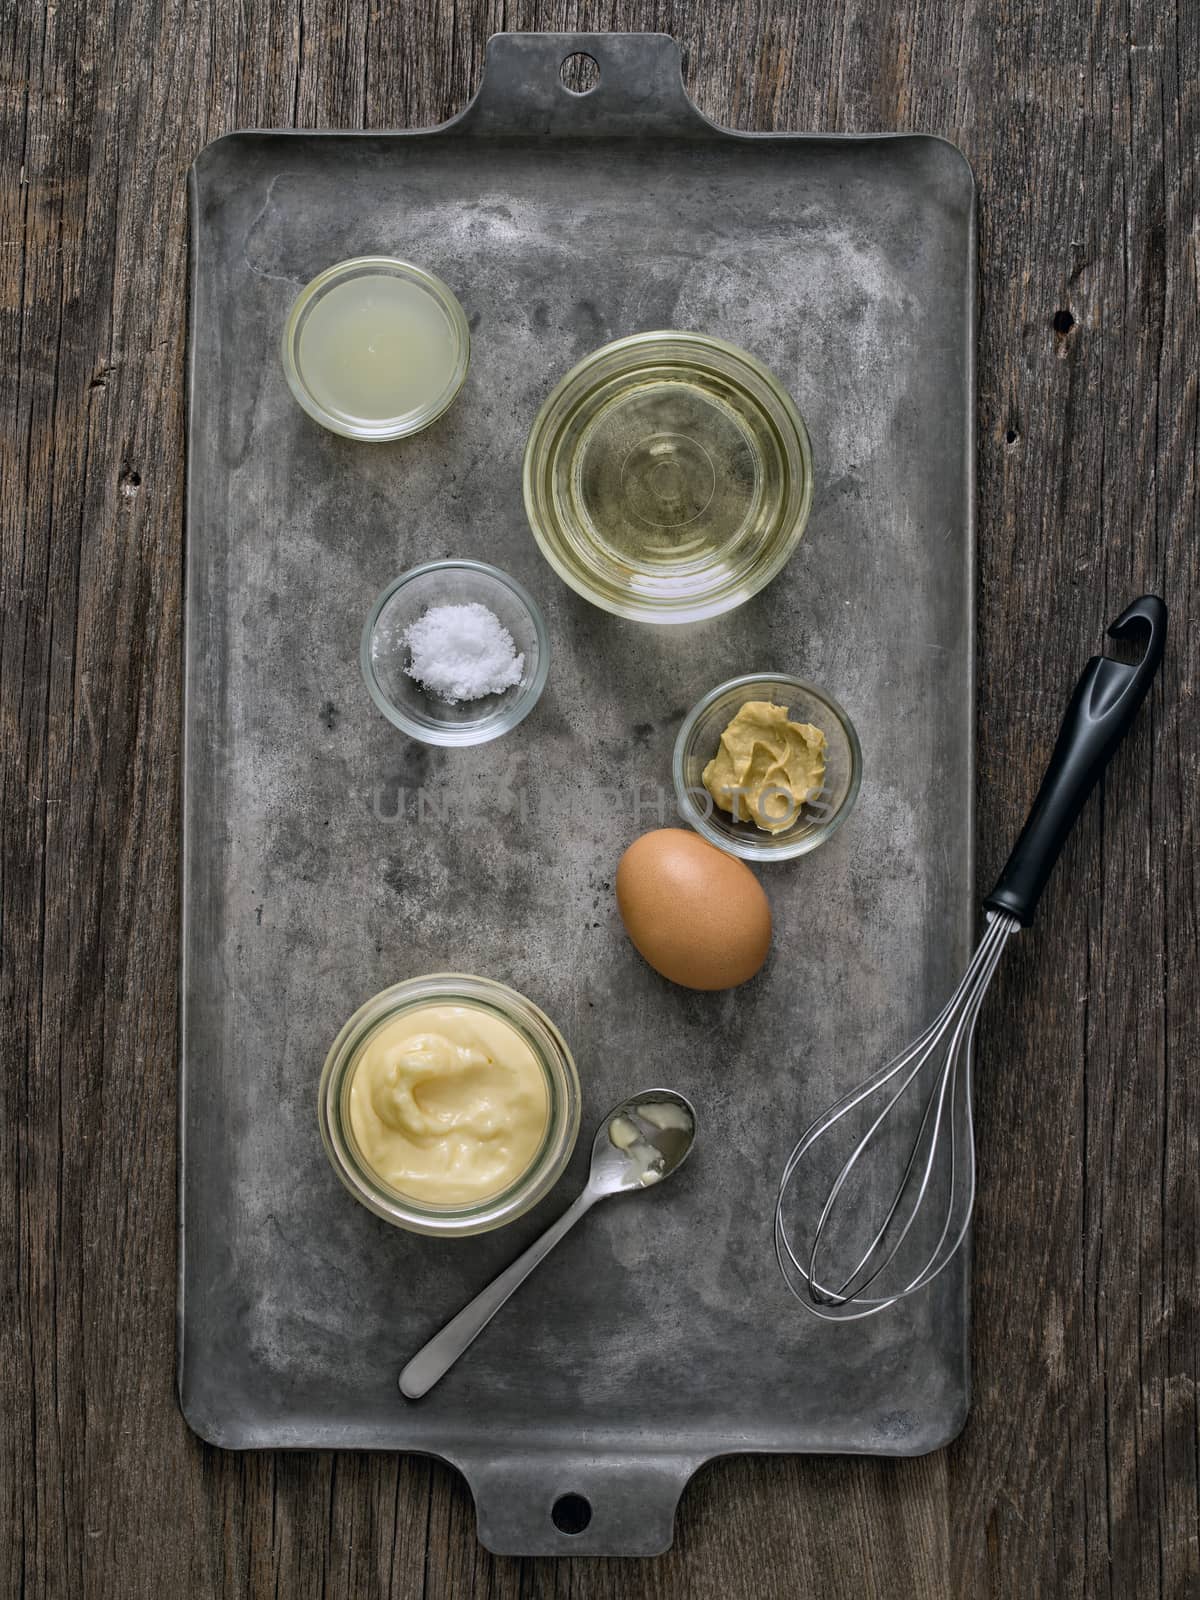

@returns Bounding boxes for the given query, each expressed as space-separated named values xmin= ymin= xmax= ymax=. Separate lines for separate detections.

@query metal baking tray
xmin=181 ymin=31 xmax=976 ymax=1556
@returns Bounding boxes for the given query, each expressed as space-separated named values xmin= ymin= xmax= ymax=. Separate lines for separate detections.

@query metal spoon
xmin=399 ymin=1088 xmax=697 ymax=1400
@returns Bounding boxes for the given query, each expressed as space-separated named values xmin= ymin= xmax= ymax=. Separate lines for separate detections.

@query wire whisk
xmin=775 ymin=596 xmax=1166 ymax=1321
xmin=775 ymin=911 xmax=1018 ymax=1320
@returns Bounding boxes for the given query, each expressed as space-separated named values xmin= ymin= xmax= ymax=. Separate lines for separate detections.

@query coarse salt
xmin=403 ymin=602 xmax=525 ymax=704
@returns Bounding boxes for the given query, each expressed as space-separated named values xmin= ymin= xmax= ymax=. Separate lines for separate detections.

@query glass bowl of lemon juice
xmin=282 ymin=256 xmax=470 ymax=440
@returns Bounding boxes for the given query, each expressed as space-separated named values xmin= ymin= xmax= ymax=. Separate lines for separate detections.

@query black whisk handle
xmin=983 ymin=595 xmax=1167 ymax=927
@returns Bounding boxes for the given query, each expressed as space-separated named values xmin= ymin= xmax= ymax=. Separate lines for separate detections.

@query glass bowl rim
xmin=359 ymin=558 xmax=551 ymax=747
xmin=521 ymin=329 xmax=814 ymax=624
xmin=672 ymin=671 xmax=864 ymax=860
xmin=280 ymin=255 xmax=471 ymax=441
xmin=318 ymin=973 xmax=582 ymax=1236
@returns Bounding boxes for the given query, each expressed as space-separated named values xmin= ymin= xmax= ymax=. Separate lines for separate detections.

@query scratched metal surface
xmin=180 ymin=33 xmax=976 ymax=1556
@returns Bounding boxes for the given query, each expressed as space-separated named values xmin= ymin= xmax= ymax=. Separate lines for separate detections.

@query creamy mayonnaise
xmin=348 ymin=1004 xmax=549 ymax=1205
xmin=608 ymin=1100 xmax=694 ymax=1186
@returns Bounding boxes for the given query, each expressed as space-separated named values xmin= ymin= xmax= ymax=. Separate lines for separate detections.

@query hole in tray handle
xmin=560 ymin=52 xmax=600 ymax=95
xmin=551 ymin=1492 xmax=593 ymax=1534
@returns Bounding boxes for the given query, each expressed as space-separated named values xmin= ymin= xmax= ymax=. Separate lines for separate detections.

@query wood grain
xmin=2 ymin=0 xmax=1197 ymax=1595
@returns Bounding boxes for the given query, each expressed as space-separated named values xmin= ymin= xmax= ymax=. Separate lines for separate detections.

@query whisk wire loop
xmin=775 ymin=911 xmax=1019 ymax=1321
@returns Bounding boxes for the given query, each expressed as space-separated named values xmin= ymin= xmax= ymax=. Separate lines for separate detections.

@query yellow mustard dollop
xmin=349 ymin=1004 xmax=549 ymax=1205
xmin=702 ymin=700 xmax=827 ymax=834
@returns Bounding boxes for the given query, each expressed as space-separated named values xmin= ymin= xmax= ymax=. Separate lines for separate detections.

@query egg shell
xmin=616 ymin=829 xmax=772 ymax=991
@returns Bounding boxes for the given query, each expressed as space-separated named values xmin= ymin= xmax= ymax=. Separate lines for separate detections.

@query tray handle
xmin=452 ymin=1447 xmax=699 ymax=1557
xmin=454 ymin=32 xmax=714 ymax=139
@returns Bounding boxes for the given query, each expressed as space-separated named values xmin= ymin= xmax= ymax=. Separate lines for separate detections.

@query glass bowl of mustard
xmin=673 ymin=673 xmax=862 ymax=862
xmin=523 ymin=332 xmax=813 ymax=624
xmin=319 ymin=974 xmax=581 ymax=1237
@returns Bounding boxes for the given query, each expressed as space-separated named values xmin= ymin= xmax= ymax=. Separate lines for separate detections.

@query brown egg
xmin=616 ymin=829 xmax=772 ymax=990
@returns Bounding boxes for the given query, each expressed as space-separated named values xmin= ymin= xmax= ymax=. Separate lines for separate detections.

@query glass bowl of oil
xmin=522 ymin=332 xmax=812 ymax=624
xmin=282 ymin=257 xmax=470 ymax=440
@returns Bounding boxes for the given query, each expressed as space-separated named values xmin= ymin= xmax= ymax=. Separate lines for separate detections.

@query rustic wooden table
xmin=3 ymin=1 xmax=1197 ymax=1595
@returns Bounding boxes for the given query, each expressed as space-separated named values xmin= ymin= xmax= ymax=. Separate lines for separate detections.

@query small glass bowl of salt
xmin=361 ymin=560 xmax=550 ymax=746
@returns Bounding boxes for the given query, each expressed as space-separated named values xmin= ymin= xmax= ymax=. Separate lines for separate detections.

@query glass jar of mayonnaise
xmin=319 ymin=974 xmax=580 ymax=1237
